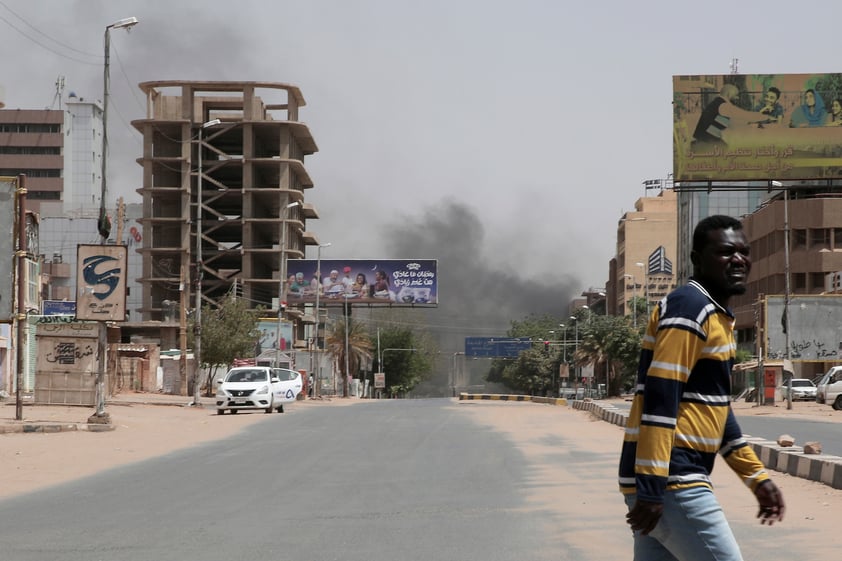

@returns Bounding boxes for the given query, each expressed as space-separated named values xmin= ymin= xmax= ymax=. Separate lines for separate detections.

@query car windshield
xmin=791 ymin=379 xmax=814 ymax=388
xmin=226 ymin=369 xmax=268 ymax=383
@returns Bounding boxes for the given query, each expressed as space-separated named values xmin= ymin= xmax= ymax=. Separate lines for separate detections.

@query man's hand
xmin=626 ymin=499 xmax=663 ymax=535
xmin=755 ymin=480 xmax=785 ymax=525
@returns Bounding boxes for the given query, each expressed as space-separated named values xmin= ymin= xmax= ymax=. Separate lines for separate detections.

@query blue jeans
xmin=624 ymin=486 xmax=743 ymax=561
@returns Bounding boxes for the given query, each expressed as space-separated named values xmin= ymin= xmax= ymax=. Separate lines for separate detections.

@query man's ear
xmin=690 ymin=249 xmax=700 ymax=268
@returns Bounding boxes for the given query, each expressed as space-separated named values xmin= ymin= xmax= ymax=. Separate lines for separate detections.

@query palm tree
xmin=573 ymin=314 xmax=640 ymax=397
xmin=324 ymin=314 xmax=373 ymax=397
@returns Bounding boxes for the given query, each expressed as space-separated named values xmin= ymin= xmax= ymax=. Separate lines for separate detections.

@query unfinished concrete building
xmin=132 ymin=81 xmax=320 ymax=321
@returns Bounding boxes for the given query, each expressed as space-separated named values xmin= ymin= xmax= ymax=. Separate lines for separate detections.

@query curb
xmin=568 ymin=399 xmax=842 ymax=491
xmin=458 ymin=393 xmax=567 ymax=406
xmin=0 ymin=422 xmax=116 ymax=434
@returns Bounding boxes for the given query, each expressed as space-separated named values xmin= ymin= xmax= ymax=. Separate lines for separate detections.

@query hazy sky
xmin=2 ymin=0 xmax=838 ymax=341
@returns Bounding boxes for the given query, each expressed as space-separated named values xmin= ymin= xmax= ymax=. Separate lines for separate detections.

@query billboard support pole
xmin=14 ymin=175 xmax=26 ymax=421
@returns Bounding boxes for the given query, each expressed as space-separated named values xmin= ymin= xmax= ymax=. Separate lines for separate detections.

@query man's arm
xmin=721 ymin=407 xmax=786 ymax=524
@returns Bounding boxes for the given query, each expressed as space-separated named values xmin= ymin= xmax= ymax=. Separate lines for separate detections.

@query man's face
xmin=330 ymin=272 xmax=339 ymax=281
xmin=692 ymin=227 xmax=751 ymax=298
xmin=764 ymin=91 xmax=778 ymax=105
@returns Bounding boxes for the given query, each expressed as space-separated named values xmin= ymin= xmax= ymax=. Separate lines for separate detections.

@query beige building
xmin=131 ymin=81 xmax=321 ymax=323
xmin=607 ymin=188 xmax=678 ymax=326
xmin=731 ymin=189 xmax=842 ymax=378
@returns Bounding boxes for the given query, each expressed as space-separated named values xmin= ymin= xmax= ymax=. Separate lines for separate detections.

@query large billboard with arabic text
xmin=285 ymin=259 xmax=437 ymax=307
xmin=674 ymin=73 xmax=842 ymax=181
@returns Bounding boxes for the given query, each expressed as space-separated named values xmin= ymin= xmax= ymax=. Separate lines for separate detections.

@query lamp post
xmin=451 ymin=352 xmax=464 ymax=397
xmin=624 ymin=273 xmax=637 ymax=329
xmin=636 ymin=261 xmax=648 ymax=319
xmin=311 ymin=242 xmax=331 ymax=397
xmin=99 ymin=16 xmax=138 ymax=242
xmin=772 ymin=180 xmax=792 ymax=409
xmin=191 ymin=118 xmax=221 ymax=406
xmin=277 ymin=201 xmax=300 ymax=368
xmin=570 ymin=315 xmax=579 ymax=397
xmin=92 ymin=16 xmax=137 ymax=422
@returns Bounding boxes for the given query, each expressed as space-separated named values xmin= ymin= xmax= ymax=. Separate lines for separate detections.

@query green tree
xmin=324 ymin=311 xmax=374 ymax=397
xmin=371 ymin=324 xmax=436 ymax=397
xmin=573 ymin=314 xmax=641 ymax=397
xmin=189 ymin=292 xmax=264 ymax=396
xmin=485 ymin=313 xmax=568 ymax=394
xmin=500 ymin=347 xmax=555 ymax=395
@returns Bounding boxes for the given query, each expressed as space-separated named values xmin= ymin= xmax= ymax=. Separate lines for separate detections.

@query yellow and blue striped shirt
xmin=619 ymin=280 xmax=769 ymax=502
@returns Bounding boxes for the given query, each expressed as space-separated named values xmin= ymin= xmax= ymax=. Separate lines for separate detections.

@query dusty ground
xmin=0 ymin=393 xmax=839 ymax=503
xmin=0 ymin=392 xmax=357 ymax=500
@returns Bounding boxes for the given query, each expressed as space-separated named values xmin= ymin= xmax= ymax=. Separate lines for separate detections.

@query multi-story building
xmin=131 ymin=81 xmax=320 ymax=327
xmin=608 ymin=188 xmax=678 ymax=326
xmin=731 ymin=187 xmax=842 ymax=378
xmin=0 ymin=95 xmax=105 ymax=217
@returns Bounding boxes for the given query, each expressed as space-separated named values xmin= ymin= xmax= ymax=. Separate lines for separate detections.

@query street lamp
xmin=191 ymin=118 xmax=222 ymax=406
xmin=570 ymin=315 xmax=579 ymax=397
xmin=277 ymin=201 xmax=300 ymax=367
xmin=451 ymin=352 xmax=464 ymax=397
xmin=623 ymin=273 xmax=637 ymax=329
xmin=93 ymin=16 xmax=138 ymax=421
xmin=311 ymin=242 xmax=331 ymax=397
xmin=99 ymin=16 xmax=138 ymax=242
xmin=636 ymin=262 xmax=648 ymax=319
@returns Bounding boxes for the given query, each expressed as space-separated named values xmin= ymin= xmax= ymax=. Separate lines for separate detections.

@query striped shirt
xmin=618 ymin=280 xmax=769 ymax=502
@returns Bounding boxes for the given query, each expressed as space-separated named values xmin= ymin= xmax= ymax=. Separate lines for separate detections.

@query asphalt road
xmin=0 ymin=398 xmax=835 ymax=561
xmin=0 ymin=399 xmax=585 ymax=561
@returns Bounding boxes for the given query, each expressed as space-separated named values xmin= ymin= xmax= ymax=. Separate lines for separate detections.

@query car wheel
xmin=217 ymin=409 xmax=224 ymax=415
xmin=265 ymin=400 xmax=273 ymax=414
xmin=230 ymin=409 xmax=238 ymax=414
xmin=833 ymin=396 xmax=842 ymax=411
xmin=276 ymin=404 xmax=284 ymax=413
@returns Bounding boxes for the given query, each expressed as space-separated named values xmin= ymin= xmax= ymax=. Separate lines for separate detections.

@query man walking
xmin=620 ymin=215 xmax=785 ymax=560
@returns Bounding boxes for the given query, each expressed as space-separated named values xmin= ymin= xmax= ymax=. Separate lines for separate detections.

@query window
xmin=810 ymin=228 xmax=830 ymax=250
xmin=793 ymin=229 xmax=807 ymax=249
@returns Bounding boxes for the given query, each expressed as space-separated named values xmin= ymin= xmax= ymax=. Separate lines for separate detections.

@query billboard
xmin=285 ymin=259 xmax=437 ymax=307
xmin=256 ymin=319 xmax=295 ymax=353
xmin=465 ymin=337 xmax=532 ymax=357
xmin=0 ymin=177 xmax=15 ymax=321
xmin=765 ymin=295 xmax=842 ymax=362
xmin=75 ymin=244 xmax=128 ymax=321
xmin=673 ymin=73 xmax=842 ymax=181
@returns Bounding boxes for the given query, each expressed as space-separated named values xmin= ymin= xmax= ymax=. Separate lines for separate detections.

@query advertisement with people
xmin=285 ymin=259 xmax=438 ymax=307
xmin=673 ymin=73 xmax=842 ymax=181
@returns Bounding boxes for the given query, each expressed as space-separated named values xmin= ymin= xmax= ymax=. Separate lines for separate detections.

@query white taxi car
xmin=216 ymin=366 xmax=302 ymax=415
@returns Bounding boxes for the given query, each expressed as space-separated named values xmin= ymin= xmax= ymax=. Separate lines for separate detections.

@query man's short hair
xmin=768 ymin=86 xmax=781 ymax=100
xmin=692 ymin=215 xmax=743 ymax=253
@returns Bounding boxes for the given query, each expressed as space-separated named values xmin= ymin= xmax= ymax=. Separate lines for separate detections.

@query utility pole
xmin=179 ymin=264 xmax=188 ymax=396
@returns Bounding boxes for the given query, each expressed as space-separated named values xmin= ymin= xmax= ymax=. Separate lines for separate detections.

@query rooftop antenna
xmin=51 ymin=75 xmax=65 ymax=109
xmin=729 ymin=58 xmax=739 ymax=75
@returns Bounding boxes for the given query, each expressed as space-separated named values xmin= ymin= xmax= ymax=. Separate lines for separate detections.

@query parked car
xmin=779 ymin=378 xmax=817 ymax=401
xmin=815 ymin=366 xmax=842 ymax=409
xmin=216 ymin=366 xmax=302 ymax=415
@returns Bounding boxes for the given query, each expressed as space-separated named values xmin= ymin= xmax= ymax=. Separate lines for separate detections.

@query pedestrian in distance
xmin=619 ymin=214 xmax=785 ymax=561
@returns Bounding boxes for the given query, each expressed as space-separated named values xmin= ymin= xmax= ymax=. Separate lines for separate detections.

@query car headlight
xmin=256 ymin=385 xmax=269 ymax=395
xmin=216 ymin=386 xmax=228 ymax=397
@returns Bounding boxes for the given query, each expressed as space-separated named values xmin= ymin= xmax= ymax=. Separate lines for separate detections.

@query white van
xmin=815 ymin=366 xmax=842 ymax=410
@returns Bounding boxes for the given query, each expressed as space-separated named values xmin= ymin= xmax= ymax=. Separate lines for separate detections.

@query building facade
xmin=132 ymin=81 xmax=321 ymax=328
xmin=731 ymin=188 xmax=842 ymax=379
xmin=608 ymin=188 xmax=678 ymax=326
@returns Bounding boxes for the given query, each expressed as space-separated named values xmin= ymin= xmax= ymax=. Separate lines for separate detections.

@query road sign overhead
xmin=465 ymin=337 xmax=531 ymax=358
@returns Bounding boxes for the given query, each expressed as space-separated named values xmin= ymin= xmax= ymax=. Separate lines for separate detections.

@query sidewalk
xmin=0 ymin=391 xmax=207 ymax=434
xmin=572 ymin=397 xmax=842 ymax=490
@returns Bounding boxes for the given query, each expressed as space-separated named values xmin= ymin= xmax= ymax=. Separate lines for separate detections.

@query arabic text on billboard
xmin=673 ymin=73 xmax=842 ymax=181
xmin=285 ymin=259 xmax=437 ymax=307
xmin=765 ymin=295 xmax=842 ymax=362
